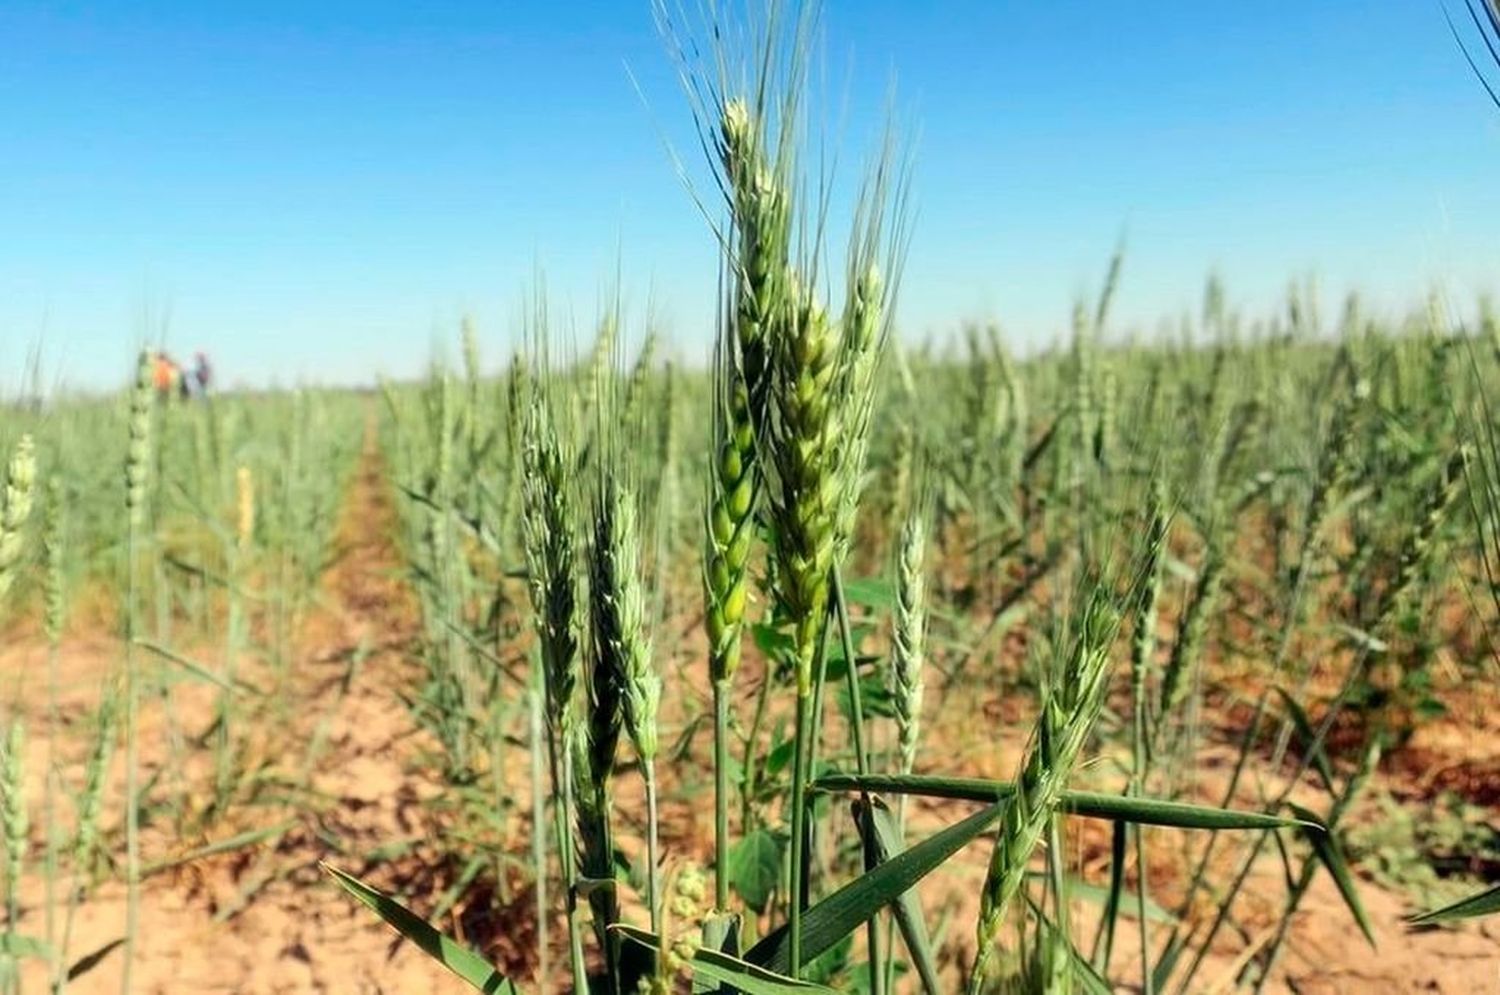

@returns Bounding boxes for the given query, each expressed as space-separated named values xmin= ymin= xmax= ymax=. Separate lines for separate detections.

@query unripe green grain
xmin=0 ymin=435 xmax=37 ymax=606
xmin=461 ymin=317 xmax=481 ymax=392
xmin=889 ymin=418 xmax=915 ymax=534
xmin=1378 ymin=448 xmax=1465 ymax=625
xmin=1482 ymin=298 xmax=1500 ymax=366
xmin=768 ymin=289 xmax=841 ymax=694
xmin=891 ymin=501 xmax=928 ymax=776
xmin=4 ymin=720 xmax=28 ymax=926
xmin=500 ymin=353 xmax=530 ymax=557
xmin=834 ymin=261 xmax=886 ymax=556
xmin=1070 ymin=305 xmax=1096 ymax=492
xmin=656 ymin=360 xmax=684 ymax=587
xmin=505 ymin=352 xmax=529 ymax=462
xmin=1300 ymin=389 xmax=1359 ymax=569
xmin=623 ymin=329 xmax=660 ymax=440
xmin=125 ymin=351 xmax=153 ymax=529
xmin=521 ymin=388 xmax=581 ymax=742
xmin=1203 ymin=272 xmax=1226 ymax=332
xmin=434 ymin=374 xmax=455 ymax=506
xmin=588 ymin=314 xmax=619 ymax=434
xmin=589 ymin=445 xmax=664 ymax=939
xmin=996 ymin=339 xmax=1027 ymax=481
xmin=720 ymin=96 xmax=791 ymax=429
xmin=1158 ymin=543 xmax=1224 ymax=730
xmin=74 ymin=691 xmax=117 ymax=878
xmin=703 ymin=329 xmax=762 ymax=914
xmin=1132 ymin=482 xmax=1168 ymax=729
xmin=519 ymin=360 xmax=594 ymax=993
xmin=1096 ymin=362 xmax=1118 ymax=468
xmin=970 ymin=593 xmax=1121 ymax=994
xmin=590 ymin=473 xmax=656 ymax=763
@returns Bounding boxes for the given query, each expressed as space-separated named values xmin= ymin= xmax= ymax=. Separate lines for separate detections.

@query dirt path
xmin=10 ymin=410 xmax=475 ymax=994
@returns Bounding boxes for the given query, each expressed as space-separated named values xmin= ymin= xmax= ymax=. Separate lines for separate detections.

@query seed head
xmin=891 ymin=503 xmax=928 ymax=774
xmin=589 ymin=471 xmax=655 ymax=764
xmin=971 ymin=593 xmax=1120 ymax=994
xmin=1378 ymin=447 xmax=1466 ymax=627
xmin=235 ymin=465 xmax=255 ymax=552
xmin=125 ymin=350 xmax=154 ymax=529
xmin=765 ymin=290 xmax=841 ymax=694
xmin=74 ymin=688 xmax=118 ymax=876
xmin=705 ymin=363 xmax=757 ymax=685
xmin=521 ymin=388 xmax=580 ymax=741
xmin=3 ymin=721 xmax=27 ymax=894
xmin=43 ymin=476 xmax=65 ymax=643
xmin=0 ymin=435 xmax=37 ymax=605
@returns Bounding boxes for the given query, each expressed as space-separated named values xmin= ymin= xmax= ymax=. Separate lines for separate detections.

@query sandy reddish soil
xmin=2 ymin=437 xmax=1496 ymax=994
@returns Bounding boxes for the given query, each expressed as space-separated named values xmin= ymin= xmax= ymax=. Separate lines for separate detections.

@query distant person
xmin=152 ymin=352 xmax=180 ymax=400
xmin=193 ymin=351 xmax=213 ymax=398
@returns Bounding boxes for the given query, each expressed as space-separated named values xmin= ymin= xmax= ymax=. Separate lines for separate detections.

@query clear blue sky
xmin=3 ymin=1 xmax=1499 ymax=391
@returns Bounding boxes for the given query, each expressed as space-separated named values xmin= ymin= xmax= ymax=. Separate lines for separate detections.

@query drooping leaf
xmin=1287 ymin=807 xmax=1375 ymax=948
xmin=323 ymin=863 xmax=519 ymax=993
xmin=748 ymin=802 xmax=1005 ymax=974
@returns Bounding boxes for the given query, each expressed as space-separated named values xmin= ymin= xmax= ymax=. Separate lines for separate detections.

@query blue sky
xmin=2 ymin=1 xmax=1499 ymax=391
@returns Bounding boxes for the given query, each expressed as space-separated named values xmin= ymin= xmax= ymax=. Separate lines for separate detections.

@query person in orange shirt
xmin=152 ymin=352 xmax=182 ymax=400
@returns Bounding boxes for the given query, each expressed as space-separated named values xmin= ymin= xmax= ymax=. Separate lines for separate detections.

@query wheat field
xmin=1 ymin=3 xmax=1498 ymax=993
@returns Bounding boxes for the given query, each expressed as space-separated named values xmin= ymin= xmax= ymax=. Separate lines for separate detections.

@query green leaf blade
xmin=323 ymin=863 xmax=519 ymax=994
xmin=1287 ymin=806 xmax=1376 ymax=949
xmin=813 ymin=773 xmax=1311 ymax=831
xmin=747 ymin=802 xmax=1005 ymax=974
xmin=1407 ymin=883 xmax=1500 ymax=924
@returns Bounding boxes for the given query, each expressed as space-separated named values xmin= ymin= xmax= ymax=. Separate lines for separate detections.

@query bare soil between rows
xmin=3 ymin=435 xmax=1497 ymax=994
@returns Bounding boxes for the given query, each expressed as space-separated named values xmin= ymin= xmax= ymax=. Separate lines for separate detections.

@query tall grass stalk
xmin=2 ymin=720 xmax=27 ymax=995
xmin=55 ymin=689 xmax=116 ymax=995
xmin=704 ymin=340 xmax=757 ymax=912
xmin=0 ymin=434 xmax=35 ymax=995
xmin=121 ymin=350 xmax=154 ymax=995
xmin=969 ymin=586 xmax=1124 ymax=995
xmin=518 ymin=365 xmax=590 ymax=995
xmin=42 ymin=476 xmax=65 ymax=986
xmin=214 ymin=465 xmax=254 ymax=813
xmin=1128 ymin=484 xmax=1168 ymax=994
